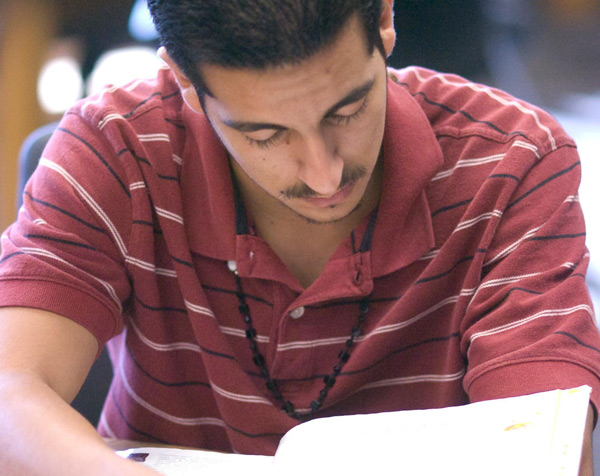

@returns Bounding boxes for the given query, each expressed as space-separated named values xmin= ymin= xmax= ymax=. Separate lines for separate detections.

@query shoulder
xmin=386 ymin=66 xmax=574 ymax=157
xmin=32 ymin=68 xmax=188 ymax=230
xmin=66 ymin=67 xmax=185 ymax=138
xmin=44 ymin=68 xmax=188 ymax=183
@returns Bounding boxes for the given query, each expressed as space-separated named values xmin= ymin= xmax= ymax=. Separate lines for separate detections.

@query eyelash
xmin=244 ymin=96 xmax=368 ymax=149
xmin=244 ymin=131 xmax=285 ymax=149
xmin=328 ymin=97 xmax=368 ymax=126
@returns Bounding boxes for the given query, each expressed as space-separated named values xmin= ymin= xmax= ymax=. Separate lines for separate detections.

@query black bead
xmin=360 ymin=300 xmax=370 ymax=314
xmin=253 ymin=354 xmax=265 ymax=366
xmin=245 ymin=328 xmax=257 ymax=339
xmin=238 ymin=303 xmax=250 ymax=315
xmin=273 ymin=393 xmax=285 ymax=404
xmin=351 ymin=327 xmax=361 ymax=338
xmin=338 ymin=350 xmax=350 ymax=362
xmin=266 ymin=380 xmax=277 ymax=391
xmin=283 ymin=401 xmax=295 ymax=415
xmin=310 ymin=400 xmax=322 ymax=412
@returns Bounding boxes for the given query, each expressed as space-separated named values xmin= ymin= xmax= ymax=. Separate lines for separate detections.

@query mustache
xmin=280 ymin=165 xmax=367 ymax=199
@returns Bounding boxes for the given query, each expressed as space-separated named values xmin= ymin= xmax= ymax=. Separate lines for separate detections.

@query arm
xmin=0 ymin=307 xmax=159 ymax=476
xmin=580 ymin=404 xmax=595 ymax=476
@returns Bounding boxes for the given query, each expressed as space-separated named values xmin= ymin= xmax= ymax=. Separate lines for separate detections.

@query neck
xmin=231 ymin=157 xmax=383 ymax=288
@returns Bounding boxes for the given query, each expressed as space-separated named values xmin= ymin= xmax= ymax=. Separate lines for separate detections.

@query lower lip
xmin=302 ymin=182 xmax=356 ymax=208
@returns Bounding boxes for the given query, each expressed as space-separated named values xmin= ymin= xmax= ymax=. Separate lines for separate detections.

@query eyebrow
xmin=324 ymin=78 xmax=376 ymax=117
xmin=223 ymin=78 xmax=376 ymax=133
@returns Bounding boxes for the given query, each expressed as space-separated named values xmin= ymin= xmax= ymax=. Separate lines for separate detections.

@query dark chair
xmin=17 ymin=123 xmax=113 ymax=427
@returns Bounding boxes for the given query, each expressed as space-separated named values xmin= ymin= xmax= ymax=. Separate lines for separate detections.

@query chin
xmin=292 ymin=200 xmax=363 ymax=225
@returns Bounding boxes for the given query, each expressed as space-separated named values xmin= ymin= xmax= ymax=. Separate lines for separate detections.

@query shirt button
xmin=227 ymin=261 xmax=237 ymax=274
xmin=290 ymin=307 xmax=305 ymax=319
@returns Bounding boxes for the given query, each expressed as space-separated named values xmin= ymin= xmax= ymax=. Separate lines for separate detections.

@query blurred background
xmin=0 ymin=0 xmax=599 ymax=466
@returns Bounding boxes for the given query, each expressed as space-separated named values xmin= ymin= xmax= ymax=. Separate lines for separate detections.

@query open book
xmin=116 ymin=386 xmax=591 ymax=476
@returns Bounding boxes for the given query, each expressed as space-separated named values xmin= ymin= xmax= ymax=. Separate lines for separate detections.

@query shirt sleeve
xmin=0 ymin=111 xmax=135 ymax=348
xmin=460 ymin=139 xmax=600 ymax=417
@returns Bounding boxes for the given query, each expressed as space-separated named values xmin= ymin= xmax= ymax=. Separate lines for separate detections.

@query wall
xmin=0 ymin=0 xmax=56 ymax=234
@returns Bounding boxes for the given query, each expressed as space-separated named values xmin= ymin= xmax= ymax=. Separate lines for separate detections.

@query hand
xmin=579 ymin=404 xmax=595 ymax=476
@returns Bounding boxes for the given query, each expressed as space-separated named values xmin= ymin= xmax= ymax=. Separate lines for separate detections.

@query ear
xmin=379 ymin=0 xmax=396 ymax=58
xmin=157 ymin=46 xmax=203 ymax=112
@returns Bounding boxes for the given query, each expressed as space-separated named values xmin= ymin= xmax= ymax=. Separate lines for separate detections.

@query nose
xmin=296 ymin=132 xmax=343 ymax=196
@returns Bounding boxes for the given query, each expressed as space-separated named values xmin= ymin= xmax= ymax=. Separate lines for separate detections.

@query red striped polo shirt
xmin=1 ymin=66 xmax=599 ymax=455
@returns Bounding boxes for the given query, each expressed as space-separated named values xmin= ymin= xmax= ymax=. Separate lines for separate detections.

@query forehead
xmin=198 ymin=15 xmax=380 ymax=122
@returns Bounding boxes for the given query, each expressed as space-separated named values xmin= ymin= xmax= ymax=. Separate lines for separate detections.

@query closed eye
xmin=327 ymin=97 xmax=368 ymax=126
xmin=244 ymin=97 xmax=368 ymax=149
xmin=243 ymin=129 xmax=286 ymax=149
xmin=238 ymin=78 xmax=374 ymax=148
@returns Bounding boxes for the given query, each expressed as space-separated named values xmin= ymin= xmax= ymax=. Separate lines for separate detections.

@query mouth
xmin=300 ymin=181 xmax=356 ymax=208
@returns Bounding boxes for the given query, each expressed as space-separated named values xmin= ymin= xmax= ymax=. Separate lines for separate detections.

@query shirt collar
xmin=180 ymin=105 xmax=238 ymax=259
xmin=369 ymin=73 xmax=443 ymax=276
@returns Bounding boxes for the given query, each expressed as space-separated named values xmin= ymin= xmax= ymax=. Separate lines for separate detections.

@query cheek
xmin=212 ymin=131 xmax=263 ymax=171
xmin=335 ymin=118 xmax=384 ymax=160
xmin=204 ymin=113 xmax=293 ymax=186
xmin=232 ymin=147 xmax=296 ymax=186
xmin=336 ymin=99 xmax=386 ymax=158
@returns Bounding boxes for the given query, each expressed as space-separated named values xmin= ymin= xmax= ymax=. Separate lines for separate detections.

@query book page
xmin=116 ymin=387 xmax=590 ymax=476
xmin=116 ymin=447 xmax=273 ymax=476
xmin=272 ymin=386 xmax=591 ymax=476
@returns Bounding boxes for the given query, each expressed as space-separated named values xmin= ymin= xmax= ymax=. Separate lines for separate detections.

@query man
xmin=0 ymin=1 xmax=599 ymax=474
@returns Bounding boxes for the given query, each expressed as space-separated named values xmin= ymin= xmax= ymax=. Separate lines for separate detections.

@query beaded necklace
xmin=228 ymin=182 xmax=378 ymax=420
xmin=234 ymin=273 xmax=370 ymax=421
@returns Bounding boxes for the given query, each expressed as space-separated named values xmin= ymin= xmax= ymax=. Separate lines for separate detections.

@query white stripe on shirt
xmin=432 ymin=154 xmax=505 ymax=182
xmin=409 ymin=68 xmax=557 ymax=151
xmin=40 ymin=158 xmax=129 ymax=257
